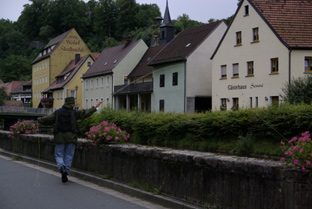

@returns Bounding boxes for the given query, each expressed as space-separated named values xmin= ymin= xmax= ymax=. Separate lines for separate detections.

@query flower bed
xmin=9 ymin=120 xmax=39 ymax=138
xmin=280 ymin=131 xmax=312 ymax=172
xmin=85 ymin=121 xmax=130 ymax=145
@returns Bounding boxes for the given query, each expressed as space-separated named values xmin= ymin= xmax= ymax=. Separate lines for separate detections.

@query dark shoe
xmin=60 ymin=166 xmax=68 ymax=183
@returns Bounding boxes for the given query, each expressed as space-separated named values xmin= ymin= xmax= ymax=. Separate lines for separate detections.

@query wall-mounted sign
xmin=228 ymin=83 xmax=264 ymax=91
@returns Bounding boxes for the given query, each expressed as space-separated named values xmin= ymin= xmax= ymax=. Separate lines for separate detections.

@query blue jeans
xmin=54 ymin=143 xmax=75 ymax=174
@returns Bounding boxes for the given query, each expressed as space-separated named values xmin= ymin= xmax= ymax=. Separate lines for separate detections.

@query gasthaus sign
xmin=228 ymin=83 xmax=264 ymax=90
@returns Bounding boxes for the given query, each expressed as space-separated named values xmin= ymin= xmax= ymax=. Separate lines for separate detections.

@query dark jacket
xmin=38 ymin=104 xmax=97 ymax=144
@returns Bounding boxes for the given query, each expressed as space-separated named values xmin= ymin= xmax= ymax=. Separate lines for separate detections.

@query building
xmin=10 ymin=81 xmax=32 ymax=106
xmin=82 ymin=39 xmax=148 ymax=109
xmin=149 ymin=21 xmax=228 ymax=113
xmin=114 ymin=45 xmax=166 ymax=112
xmin=42 ymin=54 xmax=95 ymax=109
xmin=32 ymin=28 xmax=92 ymax=107
xmin=211 ymin=0 xmax=312 ymax=111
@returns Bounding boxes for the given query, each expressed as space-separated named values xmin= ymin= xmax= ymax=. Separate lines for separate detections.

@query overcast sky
xmin=0 ymin=0 xmax=238 ymax=23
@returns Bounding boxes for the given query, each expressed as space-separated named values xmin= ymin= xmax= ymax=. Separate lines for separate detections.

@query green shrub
xmin=83 ymin=104 xmax=312 ymax=154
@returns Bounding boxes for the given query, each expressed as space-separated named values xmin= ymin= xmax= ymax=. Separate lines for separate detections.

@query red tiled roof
xmin=250 ymin=0 xmax=312 ymax=48
xmin=82 ymin=40 xmax=141 ymax=79
xmin=149 ymin=21 xmax=224 ymax=65
xmin=10 ymin=81 xmax=32 ymax=94
xmin=0 ymin=81 xmax=24 ymax=95
xmin=43 ymin=55 xmax=92 ymax=92
xmin=4 ymin=100 xmax=23 ymax=107
xmin=128 ymin=45 xmax=166 ymax=78
xmin=92 ymin=52 xmax=100 ymax=59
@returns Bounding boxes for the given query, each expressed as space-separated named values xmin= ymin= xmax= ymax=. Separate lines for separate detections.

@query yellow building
xmin=43 ymin=54 xmax=95 ymax=109
xmin=32 ymin=28 xmax=92 ymax=107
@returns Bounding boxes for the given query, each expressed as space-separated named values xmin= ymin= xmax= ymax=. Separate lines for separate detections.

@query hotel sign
xmin=228 ymin=83 xmax=264 ymax=90
xmin=60 ymin=35 xmax=85 ymax=52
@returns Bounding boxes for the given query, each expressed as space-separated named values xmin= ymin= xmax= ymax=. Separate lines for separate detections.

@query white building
xmin=211 ymin=0 xmax=312 ymax=111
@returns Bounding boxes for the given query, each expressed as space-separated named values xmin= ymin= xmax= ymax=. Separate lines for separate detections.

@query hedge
xmin=77 ymin=104 xmax=312 ymax=147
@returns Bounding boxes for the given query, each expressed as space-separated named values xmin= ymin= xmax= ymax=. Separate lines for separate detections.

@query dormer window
xmin=245 ymin=5 xmax=249 ymax=16
xmin=64 ymin=72 xmax=70 ymax=80
xmin=104 ymin=62 xmax=108 ymax=66
xmin=114 ymin=60 xmax=117 ymax=64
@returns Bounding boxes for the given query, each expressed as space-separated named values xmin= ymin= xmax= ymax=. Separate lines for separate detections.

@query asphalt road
xmin=0 ymin=155 xmax=167 ymax=209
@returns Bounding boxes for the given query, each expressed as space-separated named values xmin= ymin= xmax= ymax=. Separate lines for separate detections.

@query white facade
xmin=82 ymin=40 xmax=148 ymax=110
xmin=212 ymin=1 xmax=312 ymax=111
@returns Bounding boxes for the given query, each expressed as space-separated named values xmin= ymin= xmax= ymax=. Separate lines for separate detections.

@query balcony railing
xmin=0 ymin=106 xmax=54 ymax=115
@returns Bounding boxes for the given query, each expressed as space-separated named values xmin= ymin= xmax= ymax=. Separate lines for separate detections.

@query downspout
xmin=289 ymin=48 xmax=292 ymax=84
xmin=184 ymin=61 xmax=186 ymax=113
xmin=111 ymin=73 xmax=114 ymax=107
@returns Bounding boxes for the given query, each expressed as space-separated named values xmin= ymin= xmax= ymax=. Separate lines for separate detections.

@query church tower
xmin=159 ymin=0 xmax=174 ymax=45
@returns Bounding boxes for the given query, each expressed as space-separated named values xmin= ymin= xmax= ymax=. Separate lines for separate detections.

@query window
xmin=85 ymin=80 xmax=89 ymax=89
xmin=106 ymin=77 xmax=110 ymax=87
xmin=34 ymin=66 xmax=36 ymax=72
xmin=221 ymin=98 xmax=227 ymax=110
xmin=247 ymin=61 xmax=254 ymax=76
xmin=255 ymin=97 xmax=258 ymax=107
xmin=305 ymin=57 xmax=312 ymax=72
xmin=46 ymin=75 xmax=48 ymax=83
xmin=221 ymin=65 xmax=227 ymax=79
xmin=96 ymin=79 xmax=99 ymax=88
xmin=101 ymin=78 xmax=104 ymax=87
xmin=46 ymin=60 xmax=48 ymax=68
xmin=172 ymin=72 xmax=178 ymax=86
xmin=159 ymin=100 xmax=165 ymax=111
xmin=271 ymin=96 xmax=279 ymax=106
xmin=87 ymin=62 xmax=91 ymax=67
xmin=252 ymin=28 xmax=259 ymax=42
xmin=160 ymin=74 xmax=165 ymax=87
xmin=91 ymin=99 xmax=93 ymax=106
xmin=124 ymin=76 xmax=128 ymax=85
xmin=85 ymin=100 xmax=88 ymax=108
xmin=90 ymin=79 xmax=94 ymax=89
xmin=236 ymin=31 xmax=242 ymax=45
xmin=250 ymin=97 xmax=253 ymax=108
xmin=233 ymin=63 xmax=239 ymax=78
xmin=101 ymin=98 xmax=104 ymax=108
xmin=271 ymin=58 xmax=279 ymax=74
xmin=233 ymin=98 xmax=239 ymax=109
xmin=245 ymin=5 xmax=249 ymax=15
xmin=70 ymin=90 xmax=75 ymax=98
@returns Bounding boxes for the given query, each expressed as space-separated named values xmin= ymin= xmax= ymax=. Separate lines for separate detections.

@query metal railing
xmin=0 ymin=106 xmax=55 ymax=115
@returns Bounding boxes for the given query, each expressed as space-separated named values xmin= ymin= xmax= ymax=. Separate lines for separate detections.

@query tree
xmin=18 ymin=0 xmax=50 ymax=40
xmin=136 ymin=4 xmax=161 ymax=28
xmin=93 ymin=0 xmax=117 ymax=39
xmin=0 ymin=55 xmax=32 ymax=82
xmin=281 ymin=75 xmax=312 ymax=104
xmin=173 ymin=14 xmax=203 ymax=35
xmin=0 ymin=87 xmax=10 ymax=106
xmin=116 ymin=0 xmax=139 ymax=36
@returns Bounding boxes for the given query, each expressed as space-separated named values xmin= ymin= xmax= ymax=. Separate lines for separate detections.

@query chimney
xmin=75 ymin=54 xmax=80 ymax=64
xmin=123 ymin=36 xmax=132 ymax=48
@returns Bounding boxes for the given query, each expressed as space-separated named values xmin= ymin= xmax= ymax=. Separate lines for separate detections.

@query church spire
xmin=159 ymin=0 xmax=174 ymax=45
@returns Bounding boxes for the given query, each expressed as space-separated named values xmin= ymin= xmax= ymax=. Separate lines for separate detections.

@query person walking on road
xmin=38 ymin=97 xmax=101 ymax=183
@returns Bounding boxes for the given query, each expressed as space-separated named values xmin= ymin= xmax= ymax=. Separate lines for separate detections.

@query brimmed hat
xmin=64 ymin=97 xmax=75 ymax=105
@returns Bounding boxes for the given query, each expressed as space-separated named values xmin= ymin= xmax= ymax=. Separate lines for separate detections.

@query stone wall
xmin=0 ymin=131 xmax=311 ymax=209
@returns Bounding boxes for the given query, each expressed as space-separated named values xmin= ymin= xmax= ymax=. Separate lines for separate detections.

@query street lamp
xmin=75 ymin=85 xmax=78 ymax=106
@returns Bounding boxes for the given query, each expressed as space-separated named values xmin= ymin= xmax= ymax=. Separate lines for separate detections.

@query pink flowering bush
xmin=9 ymin=120 xmax=39 ymax=138
xmin=280 ymin=131 xmax=312 ymax=172
xmin=85 ymin=121 xmax=130 ymax=145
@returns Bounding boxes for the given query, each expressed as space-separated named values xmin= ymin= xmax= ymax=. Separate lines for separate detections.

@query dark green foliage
xmin=281 ymin=75 xmax=312 ymax=105
xmin=0 ymin=87 xmax=10 ymax=106
xmin=0 ymin=0 xmax=234 ymax=82
xmin=82 ymin=104 xmax=312 ymax=152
